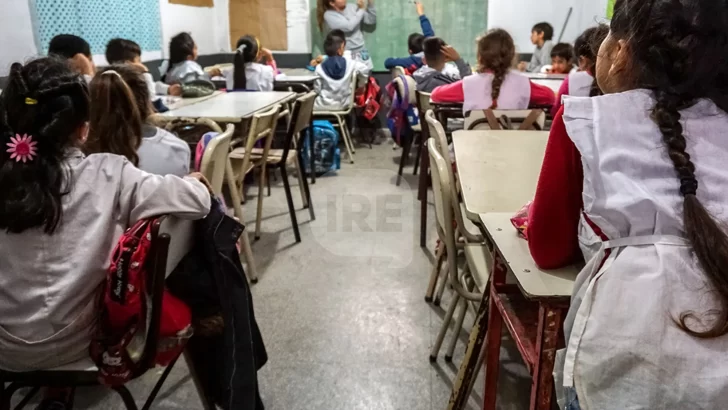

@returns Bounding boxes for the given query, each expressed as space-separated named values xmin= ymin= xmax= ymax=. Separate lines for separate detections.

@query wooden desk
xmin=478 ymin=213 xmax=578 ymax=410
xmin=452 ymin=130 xmax=548 ymax=221
xmin=162 ymin=91 xmax=224 ymax=111
xmin=160 ymin=91 xmax=296 ymax=123
xmin=275 ymin=69 xmax=319 ymax=92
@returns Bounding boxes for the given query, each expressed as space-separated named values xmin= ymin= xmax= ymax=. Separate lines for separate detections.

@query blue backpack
xmin=302 ymin=120 xmax=341 ymax=175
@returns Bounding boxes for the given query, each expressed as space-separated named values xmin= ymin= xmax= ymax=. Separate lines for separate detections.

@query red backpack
xmin=89 ymin=218 xmax=193 ymax=386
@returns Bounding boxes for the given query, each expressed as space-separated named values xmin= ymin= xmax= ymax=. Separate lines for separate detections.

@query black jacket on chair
xmin=167 ymin=197 xmax=267 ymax=410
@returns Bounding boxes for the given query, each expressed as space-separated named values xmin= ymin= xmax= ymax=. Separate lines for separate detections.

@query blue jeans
xmin=565 ymin=387 xmax=581 ymax=410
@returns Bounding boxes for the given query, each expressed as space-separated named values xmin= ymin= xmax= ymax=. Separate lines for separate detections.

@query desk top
xmin=161 ymin=91 xmax=296 ymax=122
xmin=277 ymin=68 xmax=319 ymax=82
xmin=163 ymin=91 xmax=224 ymax=111
xmin=480 ymin=212 xmax=578 ymax=299
xmin=524 ymin=73 xmax=568 ymax=80
xmin=452 ymin=130 xmax=548 ymax=219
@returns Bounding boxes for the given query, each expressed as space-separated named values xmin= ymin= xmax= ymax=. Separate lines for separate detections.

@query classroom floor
xmin=26 ymin=143 xmax=534 ymax=409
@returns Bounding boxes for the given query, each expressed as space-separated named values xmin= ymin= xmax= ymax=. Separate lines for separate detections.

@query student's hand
xmin=169 ymin=84 xmax=183 ymax=96
xmin=310 ymin=55 xmax=325 ymax=67
xmin=357 ymin=0 xmax=366 ymax=9
xmin=517 ymin=61 xmax=528 ymax=71
xmin=415 ymin=1 xmax=425 ymax=16
xmin=260 ymin=48 xmax=274 ymax=62
xmin=188 ymin=172 xmax=214 ymax=193
xmin=441 ymin=46 xmax=461 ymax=62
xmin=209 ymin=67 xmax=222 ymax=77
xmin=70 ymin=53 xmax=95 ymax=77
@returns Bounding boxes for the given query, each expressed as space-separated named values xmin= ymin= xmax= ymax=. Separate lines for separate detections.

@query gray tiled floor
xmin=23 ymin=143 xmax=533 ymax=409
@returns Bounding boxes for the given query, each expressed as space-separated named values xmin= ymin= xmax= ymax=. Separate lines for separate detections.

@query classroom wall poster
xmin=32 ymin=0 xmax=162 ymax=54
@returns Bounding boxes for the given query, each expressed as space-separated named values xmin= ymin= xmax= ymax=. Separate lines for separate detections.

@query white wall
xmin=488 ymin=0 xmax=609 ymax=53
xmin=2 ymin=0 xmax=41 ymax=73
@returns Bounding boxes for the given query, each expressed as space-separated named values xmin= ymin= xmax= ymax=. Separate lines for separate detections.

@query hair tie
xmin=24 ymin=97 xmax=37 ymax=105
xmin=680 ymin=176 xmax=698 ymax=196
xmin=237 ymin=44 xmax=247 ymax=53
xmin=102 ymin=70 xmax=121 ymax=78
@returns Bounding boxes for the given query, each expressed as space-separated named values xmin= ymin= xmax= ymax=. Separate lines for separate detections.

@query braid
xmin=654 ymin=90 xmax=728 ymax=338
xmin=490 ymin=69 xmax=506 ymax=109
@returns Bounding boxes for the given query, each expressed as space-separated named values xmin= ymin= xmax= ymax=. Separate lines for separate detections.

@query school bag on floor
xmin=302 ymin=120 xmax=341 ymax=175
xmin=89 ymin=218 xmax=193 ymax=386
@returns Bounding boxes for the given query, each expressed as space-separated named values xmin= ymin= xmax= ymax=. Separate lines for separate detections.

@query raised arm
xmin=325 ymin=8 xmax=365 ymax=33
xmin=415 ymin=2 xmax=434 ymax=37
xmin=363 ymin=0 xmax=376 ymax=25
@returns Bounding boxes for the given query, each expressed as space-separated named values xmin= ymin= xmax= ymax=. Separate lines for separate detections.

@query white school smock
xmin=164 ymin=60 xmax=206 ymax=84
xmin=567 ymin=71 xmax=593 ymax=98
xmin=0 ymin=149 xmax=211 ymax=371
xmin=555 ymin=90 xmax=728 ymax=409
xmin=222 ymin=62 xmax=275 ymax=91
xmin=461 ymin=70 xmax=531 ymax=113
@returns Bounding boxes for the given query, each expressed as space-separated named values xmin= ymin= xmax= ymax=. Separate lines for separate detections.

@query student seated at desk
xmin=86 ymin=66 xmax=191 ymax=177
xmin=431 ymin=29 xmax=554 ymax=111
xmin=544 ymin=43 xmax=575 ymax=74
xmin=527 ymin=0 xmax=728 ymax=407
xmin=383 ymin=1 xmax=435 ymax=74
xmin=314 ymin=30 xmax=368 ymax=110
xmin=105 ymin=38 xmax=182 ymax=98
xmin=517 ymin=22 xmax=554 ymax=73
xmin=222 ymin=35 xmax=278 ymax=91
xmin=413 ymin=37 xmax=471 ymax=93
xmin=162 ymin=32 xmax=221 ymax=85
xmin=0 ymin=58 xmax=210 ymax=380
xmin=552 ymin=25 xmax=609 ymax=116
xmin=48 ymin=34 xmax=95 ymax=81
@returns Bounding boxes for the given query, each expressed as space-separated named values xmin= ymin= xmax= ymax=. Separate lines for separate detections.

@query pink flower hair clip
xmin=6 ymin=134 xmax=38 ymax=163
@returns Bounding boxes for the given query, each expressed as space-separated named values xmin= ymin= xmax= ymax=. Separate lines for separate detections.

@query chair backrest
xmin=236 ymin=104 xmax=281 ymax=176
xmin=343 ymin=72 xmax=359 ymax=112
xmin=391 ymin=66 xmax=406 ymax=79
xmin=416 ymin=90 xmax=433 ymax=114
xmin=282 ymin=91 xmax=317 ymax=162
xmin=199 ymin=124 xmax=235 ymax=196
xmin=428 ymin=140 xmax=457 ymax=273
xmin=425 ymin=109 xmax=449 ymax=161
xmin=393 ymin=75 xmax=417 ymax=105
xmin=465 ymin=109 xmax=545 ymax=131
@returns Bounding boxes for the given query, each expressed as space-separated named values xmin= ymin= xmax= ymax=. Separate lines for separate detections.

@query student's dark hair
xmin=574 ymin=25 xmax=609 ymax=97
xmin=550 ymin=43 xmax=574 ymax=61
xmin=166 ymin=32 xmax=195 ymax=76
xmin=48 ymin=34 xmax=92 ymax=59
xmin=612 ymin=0 xmax=728 ymax=338
xmin=105 ymin=38 xmax=142 ymax=64
xmin=532 ymin=22 xmax=554 ymax=41
xmin=0 ymin=57 xmax=90 ymax=234
xmin=477 ymin=29 xmax=515 ymax=109
xmin=86 ymin=67 xmax=143 ymax=165
xmin=233 ymin=35 xmax=259 ymax=90
xmin=408 ymin=33 xmax=425 ymax=54
xmin=423 ymin=37 xmax=446 ymax=65
xmin=329 ymin=29 xmax=346 ymax=42
xmin=324 ymin=32 xmax=346 ymax=57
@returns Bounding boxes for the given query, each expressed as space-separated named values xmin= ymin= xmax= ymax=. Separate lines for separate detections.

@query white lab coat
xmin=556 ymin=90 xmax=728 ymax=409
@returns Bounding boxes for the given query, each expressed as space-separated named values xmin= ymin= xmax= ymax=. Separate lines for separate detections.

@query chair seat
xmin=464 ymin=244 xmax=492 ymax=293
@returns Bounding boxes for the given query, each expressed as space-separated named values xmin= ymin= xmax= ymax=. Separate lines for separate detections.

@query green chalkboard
xmin=311 ymin=0 xmax=488 ymax=71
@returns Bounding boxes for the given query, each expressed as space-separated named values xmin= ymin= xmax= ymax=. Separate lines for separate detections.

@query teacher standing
xmin=317 ymin=0 xmax=377 ymax=74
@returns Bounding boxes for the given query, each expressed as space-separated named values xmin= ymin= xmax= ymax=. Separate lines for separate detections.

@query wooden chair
xmin=426 ymin=141 xmax=491 ymax=362
xmin=313 ymin=73 xmax=358 ymax=164
xmin=416 ymin=91 xmax=434 ymax=248
xmin=197 ymin=124 xmax=259 ymax=283
xmin=0 ymin=216 xmax=201 ymax=410
xmin=465 ymin=109 xmax=546 ymax=131
xmin=229 ymin=105 xmax=282 ymax=241
xmin=391 ymin=66 xmax=406 ymax=80
xmin=253 ymin=91 xmax=317 ymax=243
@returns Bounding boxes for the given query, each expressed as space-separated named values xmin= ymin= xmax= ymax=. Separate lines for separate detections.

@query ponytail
xmin=317 ymin=0 xmax=330 ymax=32
xmin=0 ymin=58 xmax=89 ymax=234
xmin=233 ymin=36 xmax=259 ymax=91
xmin=86 ymin=67 xmax=143 ymax=165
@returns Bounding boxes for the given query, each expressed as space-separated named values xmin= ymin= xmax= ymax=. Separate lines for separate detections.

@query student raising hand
xmin=415 ymin=1 xmax=425 ymax=16
xmin=357 ymin=0 xmax=365 ymax=9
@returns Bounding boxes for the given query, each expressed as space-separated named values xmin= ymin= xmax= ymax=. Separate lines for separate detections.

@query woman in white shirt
xmin=0 ymin=58 xmax=210 ymax=375
xmin=223 ymin=35 xmax=278 ymax=91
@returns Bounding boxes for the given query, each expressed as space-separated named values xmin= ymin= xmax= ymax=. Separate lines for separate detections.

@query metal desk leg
xmin=482 ymin=253 xmax=507 ymax=410
xmin=529 ymin=304 xmax=564 ymax=410
xmin=418 ymin=139 xmax=430 ymax=248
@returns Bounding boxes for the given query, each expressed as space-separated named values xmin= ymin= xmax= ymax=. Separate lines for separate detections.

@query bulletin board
xmin=169 ymin=0 xmax=213 ymax=6
xmin=229 ymin=0 xmax=288 ymax=51
xmin=310 ymin=0 xmax=488 ymax=71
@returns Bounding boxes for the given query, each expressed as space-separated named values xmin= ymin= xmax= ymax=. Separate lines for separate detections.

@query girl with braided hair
xmin=527 ymin=0 xmax=728 ymax=408
xmin=0 ymin=58 xmax=210 ymax=380
xmin=431 ymin=29 xmax=555 ymax=112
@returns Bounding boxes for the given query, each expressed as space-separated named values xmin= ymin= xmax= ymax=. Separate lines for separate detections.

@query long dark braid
xmin=612 ymin=0 xmax=728 ymax=337
xmin=477 ymin=29 xmax=516 ymax=109
xmin=490 ymin=71 xmax=506 ymax=109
